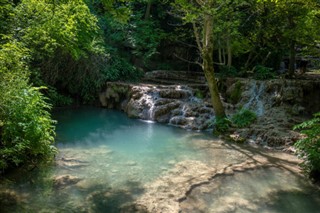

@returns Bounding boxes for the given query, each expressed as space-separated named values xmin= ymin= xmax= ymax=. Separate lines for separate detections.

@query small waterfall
xmin=243 ymin=81 xmax=266 ymax=116
xmin=133 ymin=86 xmax=160 ymax=121
xmin=123 ymin=83 xmax=215 ymax=130
xmin=145 ymin=91 xmax=159 ymax=120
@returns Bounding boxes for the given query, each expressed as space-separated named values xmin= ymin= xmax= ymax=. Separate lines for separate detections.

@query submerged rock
xmin=56 ymin=157 xmax=89 ymax=169
xmin=53 ymin=175 xmax=82 ymax=189
xmin=0 ymin=190 xmax=21 ymax=207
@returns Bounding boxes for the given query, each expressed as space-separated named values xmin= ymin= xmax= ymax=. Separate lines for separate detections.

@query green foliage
xmin=194 ymin=89 xmax=204 ymax=99
xmin=213 ymin=117 xmax=232 ymax=134
xmin=0 ymin=0 xmax=13 ymax=41
xmin=14 ymin=0 xmax=103 ymax=60
xmin=105 ymin=56 xmax=143 ymax=82
xmin=0 ymin=42 xmax=56 ymax=170
xmin=211 ymin=109 xmax=257 ymax=135
xmin=294 ymin=112 xmax=320 ymax=180
xmin=218 ymin=65 xmax=238 ymax=77
xmin=0 ymin=87 xmax=57 ymax=169
xmin=156 ymin=62 xmax=174 ymax=70
xmin=231 ymin=109 xmax=257 ymax=128
xmin=11 ymin=0 xmax=109 ymax=104
xmin=253 ymin=65 xmax=275 ymax=80
xmin=128 ymin=18 xmax=165 ymax=63
xmin=46 ymin=87 xmax=73 ymax=107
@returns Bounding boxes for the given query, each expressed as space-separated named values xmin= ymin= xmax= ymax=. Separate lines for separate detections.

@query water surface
xmin=1 ymin=107 xmax=320 ymax=212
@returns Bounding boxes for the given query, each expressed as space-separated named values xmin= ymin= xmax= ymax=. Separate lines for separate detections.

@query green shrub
xmin=194 ymin=89 xmax=204 ymax=99
xmin=0 ymin=42 xmax=56 ymax=170
xmin=46 ymin=86 xmax=73 ymax=107
xmin=218 ymin=65 xmax=238 ymax=77
xmin=253 ymin=65 xmax=275 ymax=80
xmin=294 ymin=112 xmax=320 ymax=181
xmin=0 ymin=87 xmax=57 ymax=169
xmin=231 ymin=109 xmax=257 ymax=128
xmin=213 ymin=117 xmax=232 ymax=134
xmin=105 ymin=56 xmax=144 ymax=82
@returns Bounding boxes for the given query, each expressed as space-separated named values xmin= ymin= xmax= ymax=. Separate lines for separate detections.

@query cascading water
xmin=126 ymin=84 xmax=214 ymax=130
xmin=243 ymin=81 xmax=266 ymax=116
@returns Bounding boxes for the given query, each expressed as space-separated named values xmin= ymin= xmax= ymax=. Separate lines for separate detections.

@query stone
xmin=56 ymin=157 xmax=89 ymax=169
xmin=125 ymin=161 xmax=137 ymax=166
xmin=53 ymin=175 xmax=82 ymax=189
xmin=99 ymin=77 xmax=320 ymax=147
xmin=0 ymin=190 xmax=20 ymax=207
xmin=170 ymin=116 xmax=188 ymax=126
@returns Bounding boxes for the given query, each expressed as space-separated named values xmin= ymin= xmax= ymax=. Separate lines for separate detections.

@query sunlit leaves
xmin=294 ymin=112 xmax=320 ymax=179
xmin=13 ymin=0 xmax=102 ymax=60
xmin=0 ymin=42 xmax=56 ymax=170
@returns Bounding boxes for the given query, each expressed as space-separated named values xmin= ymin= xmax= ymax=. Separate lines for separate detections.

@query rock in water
xmin=53 ymin=175 xmax=82 ymax=189
xmin=100 ymin=82 xmax=215 ymax=131
xmin=0 ymin=190 xmax=20 ymax=207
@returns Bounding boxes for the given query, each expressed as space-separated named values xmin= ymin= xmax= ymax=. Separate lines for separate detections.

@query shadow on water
xmin=179 ymin=140 xmax=320 ymax=213
xmin=82 ymin=180 xmax=145 ymax=213
xmin=261 ymin=189 xmax=320 ymax=212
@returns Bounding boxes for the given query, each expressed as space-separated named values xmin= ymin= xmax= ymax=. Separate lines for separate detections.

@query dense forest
xmin=0 ymin=0 xmax=319 ymax=180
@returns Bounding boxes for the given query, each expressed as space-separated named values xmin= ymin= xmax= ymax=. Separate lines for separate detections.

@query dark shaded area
xmin=85 ymin=181 xmax=145 ymax=213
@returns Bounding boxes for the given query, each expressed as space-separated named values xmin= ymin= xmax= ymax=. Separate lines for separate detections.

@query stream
xmin=1 ymin=107 xmax=320 ymax=212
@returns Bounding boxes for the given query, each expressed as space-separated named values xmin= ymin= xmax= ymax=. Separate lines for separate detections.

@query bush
xmin=294 ymin=112 xmax=320 ymax=181
xmin=213 ymin=117 xmax=232 ymax=134
xmin=211 ymin=109 xmax=256 ymax=135
xmin=231 ymin=109 xmax=257 ymax=128
xmin=218 ymin=65 xmax=238 ymax=77
xmin=105 ymin=56 xmax=143 ymax=82
xmin=46 ymin=86 xmax=73 ymax=107
xmin=194 ymin=89 xmax=204 ymax=99
xmin=253 ymin=65 xmax=275 ymax=80
xmin=0 ymin=42 xmax=56 ymax=170
xmin=0 ymin=87 xmax=57 ymax=169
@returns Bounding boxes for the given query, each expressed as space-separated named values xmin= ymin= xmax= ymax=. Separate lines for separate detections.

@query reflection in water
xmin=0 ymin=107 xmax=319 ymax=213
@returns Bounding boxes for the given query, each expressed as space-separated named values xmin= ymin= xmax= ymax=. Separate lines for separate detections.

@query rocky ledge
xmin=99 ymin=71 xmax=320 ymax=148
xmin=123 ymin=140 xmax=302 ymax=213
xmin=223 ymin=78 xmax=320 ymax=148
xmin=99 ymin=82 xmax=215 ymax=130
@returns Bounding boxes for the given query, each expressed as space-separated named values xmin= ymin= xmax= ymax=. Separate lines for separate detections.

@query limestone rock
xmin=53 ymin=175 xmax=82 ymax=189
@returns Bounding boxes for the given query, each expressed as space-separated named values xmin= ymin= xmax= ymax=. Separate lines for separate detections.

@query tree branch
xmin=192 ymin=22 xmax=202 ymax=52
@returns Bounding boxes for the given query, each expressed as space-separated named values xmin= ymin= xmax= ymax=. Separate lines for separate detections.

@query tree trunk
xmin=202 ymin=15 xmax=226 ymax=118
xmin=226 ymin=33 xmax=232 ymax=68
xmin=222 ymin=48 xmax=226 ymax=65
xmin=218 ymin=48 xmax=222 ymax=64
xmin=288 ymin=15 xmax=296 ymax=77
xmin=203 ymin=53 xmax=226 ymax=118
xmin=144 ymin=1 xmax=152 ymax=20
xmin=288 ymin=40 xmax=296 ymax=77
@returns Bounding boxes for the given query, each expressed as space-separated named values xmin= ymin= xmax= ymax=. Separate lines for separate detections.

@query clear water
xmin=181 ymin=167 xmax=320 ymax=213
xmin=1 ymin=107 xmax=320 ymax=213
